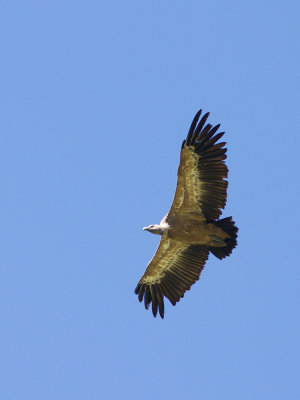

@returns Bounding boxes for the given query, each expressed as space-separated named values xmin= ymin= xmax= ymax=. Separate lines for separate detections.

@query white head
xmin=143 ymin=224 xmax=164 ymax=235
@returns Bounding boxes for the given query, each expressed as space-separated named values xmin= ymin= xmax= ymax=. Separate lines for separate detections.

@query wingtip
xmin=134 ymin=284 xmax=140 ymax=295
xmin=158 ymin=302 xmax=165 ymax=319
xmin=188 ymin=111 xmax=211 ymax=145
xmin=186 ymin=109 xmax=203 ymax=145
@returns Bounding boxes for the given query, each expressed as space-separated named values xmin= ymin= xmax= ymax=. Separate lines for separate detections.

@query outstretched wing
xmin=135 ymin=236 xmax=209 ymax=318
xmin=168 ymin=110 xmax=228 ymax=221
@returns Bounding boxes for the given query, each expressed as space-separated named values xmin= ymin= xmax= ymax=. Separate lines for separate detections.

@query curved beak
xmin=143 ymin=227 xmax=149 ymax=231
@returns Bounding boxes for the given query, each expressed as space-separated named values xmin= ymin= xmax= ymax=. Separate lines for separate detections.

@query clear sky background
xmin=0 ymin=1 xmax=299 ymax=399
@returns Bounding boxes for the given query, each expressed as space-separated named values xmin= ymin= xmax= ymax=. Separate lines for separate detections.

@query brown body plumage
xmin=135 ymin=109 xmax=238 ymax=318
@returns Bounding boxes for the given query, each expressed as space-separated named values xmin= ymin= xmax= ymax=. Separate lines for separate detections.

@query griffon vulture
xmin=135 ymin=109 xmax=238 ymax=318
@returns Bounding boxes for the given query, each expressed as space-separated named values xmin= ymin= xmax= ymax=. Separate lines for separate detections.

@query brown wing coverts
xmin=184 ymin=109 xmax=228 ymax=220
xmin=134 ymin=245 xmax=209 ymax=318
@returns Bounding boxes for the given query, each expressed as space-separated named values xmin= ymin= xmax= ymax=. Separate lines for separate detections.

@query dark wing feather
xmin=135 ymin=237 xmax=209 ymax=318
xmin=168 ymin=110 xmax=228 ymax=221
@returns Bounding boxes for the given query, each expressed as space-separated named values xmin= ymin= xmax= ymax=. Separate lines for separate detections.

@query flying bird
xmin=135 ymin=109 xmax=238 ymax=318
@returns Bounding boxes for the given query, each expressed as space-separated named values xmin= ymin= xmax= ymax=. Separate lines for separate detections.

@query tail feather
xmin=209 ymin=217 xmax=238 ymax=260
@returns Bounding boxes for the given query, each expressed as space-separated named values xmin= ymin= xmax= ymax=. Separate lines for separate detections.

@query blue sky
xmin=1 ymin=1 xmax=299 ymax=399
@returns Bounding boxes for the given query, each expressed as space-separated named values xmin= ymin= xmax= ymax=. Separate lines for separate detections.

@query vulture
xmin=135 ymin=109 xmax=238 ymax=318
